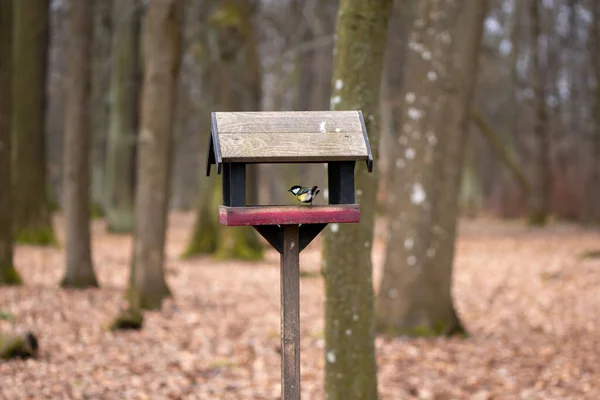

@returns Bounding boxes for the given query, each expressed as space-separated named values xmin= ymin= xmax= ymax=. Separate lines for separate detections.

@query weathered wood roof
xmin=206 ymin=111 xmax=373 ymax=175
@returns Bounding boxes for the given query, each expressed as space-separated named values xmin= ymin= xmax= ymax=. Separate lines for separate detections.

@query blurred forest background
xmin=34 ymin=0 xmax=600 ymax=224
xmin=2 ymin=0 xmax=600 ymax=399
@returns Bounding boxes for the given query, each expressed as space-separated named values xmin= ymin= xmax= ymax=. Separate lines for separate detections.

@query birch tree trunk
xmin=527 ymin=0 xmax=551 ymax=226
xmin=11 ymin=0 xmax=56 ymax=245
xmin=323 ymin=1 xmax=392 ymax=398
xmin=60 ymin=0 xmax=98 ymax=288
xmin=0 ymin=0 xmax=21 ymax=285
xmin=129 ymin=0 xmax=182 ymax=310
xmin=376 ymin=0 xmax=488 ymax=336
xmin=105 ymin=0 xmax=140 ymax=233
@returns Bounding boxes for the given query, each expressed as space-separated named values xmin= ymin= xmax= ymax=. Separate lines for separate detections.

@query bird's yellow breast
xmin=297 ymin=192 xmax=311 ymax=202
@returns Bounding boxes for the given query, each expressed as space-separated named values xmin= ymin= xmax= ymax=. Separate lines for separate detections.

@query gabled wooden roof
xmin=206 ymin=110 xmax=373 ymax=176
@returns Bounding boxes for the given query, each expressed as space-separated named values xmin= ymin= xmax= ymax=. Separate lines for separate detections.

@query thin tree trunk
xmin=90 ymin=0 xmax=113 ymax=214
xmin=0 ymin=0 xmax=21 ymax=285
xmin=129 ymin=0 xmax=182 ymax=310
xmin=499 ymin=0 xmax=525 ymax=218
xmin=528 ymin=0 xmax=551 ymax=226
xmin=585 ymin=1 xmax=600 ymax=225
xmin=323 ymin=1 xmax=392 ymax=398
xmin=376 ymin=0 xmax=488 ymax=336
xmin=11 ymin=0 xmax=56 ymax=245
xmin=105 ymin=0 xmax=140 ymax=233
xmin=60 ymin=0 xmax=98 ymax=288
xmin=470 ymin=108 xmax=529 ymax=194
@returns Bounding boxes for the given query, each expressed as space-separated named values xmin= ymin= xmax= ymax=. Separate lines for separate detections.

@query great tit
xmin=289 ymin=185 xmax=320 ymax=206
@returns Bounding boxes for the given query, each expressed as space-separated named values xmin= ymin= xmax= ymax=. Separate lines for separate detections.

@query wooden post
xmin=281 ymin=224 xmax=300 ymax=400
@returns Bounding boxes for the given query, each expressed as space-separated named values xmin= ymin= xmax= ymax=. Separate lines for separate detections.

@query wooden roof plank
xmin=218 ymin=131 xmax=368 ymax=162
xmin=215 ymin=111 xmax=363 ymax=133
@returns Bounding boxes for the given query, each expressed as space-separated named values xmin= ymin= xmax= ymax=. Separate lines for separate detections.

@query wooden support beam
xmin=281 ymin=225 xmax=300 ymax=400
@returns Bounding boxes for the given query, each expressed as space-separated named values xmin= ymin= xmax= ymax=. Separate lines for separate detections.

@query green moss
xmin=0 ymin=264 xmax=23 ymax=285
xmin=528 ymin=211 xmax=548 ymax=226
xmin=0 ymin=310 xmax=16 ymax=321
xmin=0 ymin=331 xmax=38 ymax=359
xmin=127 ymin=285 xmax=171 ymax=311
xmin=14 ymin=226 xmax=57 ymax=247
xmin=60 ymin=275 xmax=99 ymax=289
xmin=90 ymin=202 xmax=105 ymax=220
xmin=181 ymin=230 xmax=217 ymax=259
xmin=109 ymin=308 xmax=144 ymax=331
xmin=106 ymin=209 xmax=134 ymax=233
xmin=300 ymin=270 xmax=320 ymax=279
xmin=380 ymin=321 xmax=467 ymax=338
xmin=580 ymin=250 xmax=600 ymax=260
xmin=209 ymin=4 xmax=242 ymax=28
xmin=47 ymin=187 xmax=59 ymax=212
xmin=210 ymin=358 xmax=236 ymax=368
xmin=215 ymin=227 xmax=263 ymax=261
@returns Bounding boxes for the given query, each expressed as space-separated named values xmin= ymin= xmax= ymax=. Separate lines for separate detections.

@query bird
xmin=289 ymin=185 xmax=320 ymax=207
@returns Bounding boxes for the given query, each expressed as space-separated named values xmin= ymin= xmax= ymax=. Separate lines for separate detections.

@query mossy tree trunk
xmin=376 ymin=0 xmax=488 ymax=336
xmin=105 ymin=0 xmax=140 ymax=233
xmin=90 ymin=0 xmax=113 ymax=214
xmin=11 ymin=0 xmax=56 ymax=246
xmin=129 ymin=0 xmax=182 ymax=311
xmin=322 ymin=1 xmax=392 ymax=398
xmin=527 ymin=0 xmax=551 ymax=226
xmin=183 ymin=174 xmax=220 ymax=258
xmin=0 ymin=0 xmax=21 ymax=285
xmin=181 ymin=0 xmax=219 ymax=258
xmin=60 ymin=0 xmax=98 ymax=289
xmin=185 ymin=0 xmax=263 ymax=261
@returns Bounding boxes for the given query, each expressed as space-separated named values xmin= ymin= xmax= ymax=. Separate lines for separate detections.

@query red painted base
xmin=218 ymin=205 xmax=360 ymax=226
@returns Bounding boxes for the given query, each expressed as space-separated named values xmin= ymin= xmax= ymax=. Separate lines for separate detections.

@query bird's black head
xmin=289 ymin=185 xmax=302 ymax=194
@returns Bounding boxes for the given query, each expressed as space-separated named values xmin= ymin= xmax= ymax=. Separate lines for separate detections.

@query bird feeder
xmin=206 ymin=110 xmax=372 ymax=400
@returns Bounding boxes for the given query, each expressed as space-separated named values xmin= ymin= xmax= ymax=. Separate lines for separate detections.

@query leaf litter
xmin=1 ymin=214 xmax=600 ymax=399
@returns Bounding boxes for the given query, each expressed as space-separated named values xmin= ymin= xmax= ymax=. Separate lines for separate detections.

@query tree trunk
xmin=379 ymin=1 xmax=416 ymax=209
xmin=376 ymin=0 xmax=488 ymax=336
xmin=11 ymin=0 xmax=55 ymax=245
xmin=105 ymin=0 xmax=140 ymax=233
xmin=585 ymin=2 xmax=600 ymax=225
xmin=499 ymin=0 xmax=525 ymax=218
xmin=322 ymin=1 xmax=392 ymax=398
xmin=0 ymin=0 xmax=21 ymax=285
xmin=527 ymin=0 xmax=551 ymax=226
xmin=90 ymin=0 xmax=113 ymax=215
xmin=129 ymin=0 xmax=182 ymax=311
xmin=60 ymin=0 xmax=98 ymax=289
xmin=185 ymin=0 xmax=263 ymax=261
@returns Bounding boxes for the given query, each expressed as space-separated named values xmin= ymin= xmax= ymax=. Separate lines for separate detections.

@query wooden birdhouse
xmin=205 ymin=110 xmax=373 ymax=400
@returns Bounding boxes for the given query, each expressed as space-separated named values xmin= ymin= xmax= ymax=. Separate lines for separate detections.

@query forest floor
xmin=1 ymin=213 xmax=600 ymax=400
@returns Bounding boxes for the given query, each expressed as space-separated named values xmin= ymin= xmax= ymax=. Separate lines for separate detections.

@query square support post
xmin=281 ymin=225 xmax=300 ymax=400
xmin=327 ymin=161 xmax=356 ymax=204
xmin=222 ymin=164 xmax=231 ymax=206
xmin=222 ymin=163 xmax=246 ymax=206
